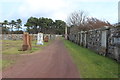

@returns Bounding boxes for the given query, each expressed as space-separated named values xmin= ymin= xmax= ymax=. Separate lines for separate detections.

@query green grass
xmin=64 ymin=39 xmax=119 ymax=78
xmin=3 ymin=48 xmax=21 ymax=54
xmin=2 ymin=40 xmax=51 ymax=54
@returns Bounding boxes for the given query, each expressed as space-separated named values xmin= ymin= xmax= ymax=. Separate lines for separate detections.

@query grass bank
xmin=64 ymin=39 xmax=119 ymax=78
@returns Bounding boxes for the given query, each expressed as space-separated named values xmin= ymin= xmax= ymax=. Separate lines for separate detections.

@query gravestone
xmin=21 ymin=32 xmax=32 ymax=51
xmin=44 ymin=36 xmax=49 ymax=42
xmin=27 ymin=33 xmax=32 ymax=50
xmin=37 ymin=33 xmax=44 ymax=45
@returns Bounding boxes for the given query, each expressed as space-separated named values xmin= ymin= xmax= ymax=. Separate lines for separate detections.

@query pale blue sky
xmin=0 ymin=0 xmax=119 ymax=25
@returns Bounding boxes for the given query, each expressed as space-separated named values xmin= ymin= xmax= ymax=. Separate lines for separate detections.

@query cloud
xmin=70 ymin=0 xmax=119 ymax=2
xmin=0 ymin=0 xmax=118 ymax=24
xmin=0 ymin=7 xmax=2 ymax=21
xmin=0 ymin=0 xmax=23 ymax=3
xmin=18 ymin=0 xmax=71 ymax=20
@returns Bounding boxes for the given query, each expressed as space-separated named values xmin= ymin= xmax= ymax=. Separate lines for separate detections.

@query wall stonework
xmin=1 ymin=34 xmax=23 ymax=40
xmin=0 ymin=34 xmax=57 ymax=41
xmin=68 ymin=26 xmax=120 ymax=62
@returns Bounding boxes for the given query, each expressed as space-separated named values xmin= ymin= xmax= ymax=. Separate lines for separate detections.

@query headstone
xmin=44 ymin=35 xmax=49 ymax=42
xmin=22 ymin=32 xmax=28 ymax=51
xmin=21 ymin=32 xmax=32 ymax=51
xmin=37 ymin=33 xmax=44 ymax=45
xmin=27 ymin=33 xmax=32 ymax=50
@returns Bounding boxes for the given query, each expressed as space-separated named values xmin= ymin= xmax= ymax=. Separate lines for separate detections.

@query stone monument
xmin=21 ymin=32 xmax=32 ymax=51
xmin=44 ymin=35 xmax=49 ymax=42
xmin=37 ymin=33 xmax=44 ymax=45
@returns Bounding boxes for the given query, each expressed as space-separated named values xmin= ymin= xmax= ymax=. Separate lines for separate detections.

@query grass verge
xmin=64 ymin=39 xmax=119 ymax=78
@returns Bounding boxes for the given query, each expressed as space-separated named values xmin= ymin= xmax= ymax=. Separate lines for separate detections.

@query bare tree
xmin=86 ymin=17 xmax=112 ymax=29
xmin=67 ymin=10 xmax=88 ymax=27
xmin=67 ymin=10 xmax=112 ymax=34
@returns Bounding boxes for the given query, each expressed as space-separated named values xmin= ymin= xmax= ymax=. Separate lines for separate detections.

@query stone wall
xmin=68 ymin=26 xmax=120 ymax=62
xmin=1 ymin=34 xmax=23 ymax=40
xmin=0 ymin=34 xmax=57 ymax=40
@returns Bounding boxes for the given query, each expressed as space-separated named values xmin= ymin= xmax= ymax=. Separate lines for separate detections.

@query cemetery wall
xmin=0 ymin=34 xmax=57 ymax=40
xmin=68 ymin=26 xmax=120 ymax=62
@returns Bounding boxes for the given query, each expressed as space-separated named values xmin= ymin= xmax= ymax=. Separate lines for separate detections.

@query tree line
xmin=1 ymin=19 xmax=22 ymax=34
xmin=1 ymin=17 xmax=66 ymax=34
xmin=24 ymin=17 xmax=66 ymax=34
xmin=1 ymin=10 xmax=112 ymax=35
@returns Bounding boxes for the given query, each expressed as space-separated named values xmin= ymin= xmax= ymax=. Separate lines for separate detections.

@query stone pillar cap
xmin=104 ymin=26 xmax=110 ymax=29
xmin=81 ymin=31 xmax=84 ymax=33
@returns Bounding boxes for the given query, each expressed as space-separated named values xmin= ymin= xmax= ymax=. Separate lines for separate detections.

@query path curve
xmin=2 ymin=37 xmax=80 ymax=78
